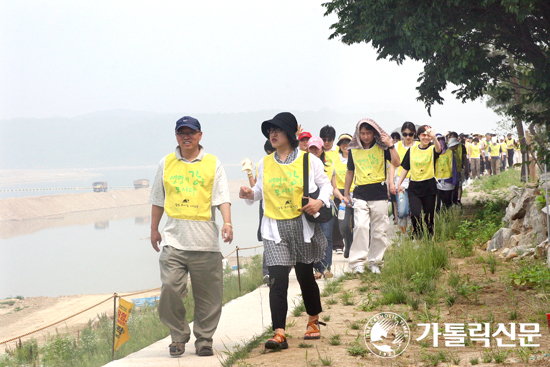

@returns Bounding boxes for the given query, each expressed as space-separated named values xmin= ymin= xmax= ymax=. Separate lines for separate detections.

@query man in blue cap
xmin=148 ymin=116 xmax=233 ymax=357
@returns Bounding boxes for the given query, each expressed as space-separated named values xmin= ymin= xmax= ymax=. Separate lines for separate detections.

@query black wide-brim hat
xmin=261 ymin=112 xmax=298 ymax=140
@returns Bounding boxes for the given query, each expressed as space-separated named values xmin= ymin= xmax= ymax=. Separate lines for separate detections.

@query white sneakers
xmin=350 ymin=264 xmax=382 ymax=274
xmin=334 ymin=249 xmax=344 ymax=254
xmin=369 ymin=264 xmax=381 ymax=274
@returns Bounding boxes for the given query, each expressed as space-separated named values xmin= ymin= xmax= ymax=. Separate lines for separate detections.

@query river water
xmin=0 ymin=172 xmax=263 ymax=299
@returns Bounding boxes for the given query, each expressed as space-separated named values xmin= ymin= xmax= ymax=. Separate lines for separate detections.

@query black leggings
xmin=436 ymin=189 xmax=453 ymax=211
xmin=507 ymin=149 xmax=514 ymax=168
xmin=408 ymin=192 xmax=436 ymax=237
xmin=268 ymin=263 xmax=322 ymax=330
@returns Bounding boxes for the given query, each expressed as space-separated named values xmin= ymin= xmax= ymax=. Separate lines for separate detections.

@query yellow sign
xmin=114 ymin=298 xmax=133 ymax=351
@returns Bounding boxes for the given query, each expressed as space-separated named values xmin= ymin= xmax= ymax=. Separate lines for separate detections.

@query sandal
xmin=168 ymin=342 xmax=185 ymax=356
xmin=323 ymin=270 xmax=333 ymax=279
xmin=304 ymin=319 xmax=326 ymax=340
xmin=265 ymin=332 xmax=288 ymax=349
xmin=314 ymin=271 xmax=323 ymax=280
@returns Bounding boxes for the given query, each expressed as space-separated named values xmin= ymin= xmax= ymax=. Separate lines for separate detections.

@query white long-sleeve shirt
xmin=246 ymin=151 xmax=332 ymax=243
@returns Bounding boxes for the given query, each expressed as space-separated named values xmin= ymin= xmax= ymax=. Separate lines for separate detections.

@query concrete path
xmin=103 ymin=254 xmax=350 ymax=367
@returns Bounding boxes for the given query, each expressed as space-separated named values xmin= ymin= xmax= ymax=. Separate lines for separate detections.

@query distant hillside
xmin=0 ymin=109 xmax=406 ymax=171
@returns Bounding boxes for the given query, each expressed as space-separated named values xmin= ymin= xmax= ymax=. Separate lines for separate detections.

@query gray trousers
xmin=158 ymin=246 xmax=223 ymax=350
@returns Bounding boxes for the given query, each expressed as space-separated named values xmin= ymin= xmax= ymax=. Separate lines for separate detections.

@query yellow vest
xmin=325 ymin=149 xmax=339 ymax=165
xmin=163 ymin=153 xmax=216 ymax=221
xmin=410 ymin=145 xmax=436 ymax=181
xmin=351 ymin=145 xmax=386 ymax=185
xmin=500 ymin=142 xmax=507 ymax=153
xmin=396 ymin=141 xmax=416 ymax=178
xmin=454 ymin=144 xmax=464 ymax=172
xmin=489 ymin=143 xmax=501 ymax=157
xmin=436 ymin=149 xmax=453 ymax=179
xmin=263 ymin=151 xmax=305 ymax=220
xmin=470 ymin=143 xmax=481 ymax=158
xmin=333 ymin=154 xmax=355 ymax=192
xmin=324 ymin=158 xmax=334 ymax=181
xmin=506 ymin=138 xmax=515 ymax=149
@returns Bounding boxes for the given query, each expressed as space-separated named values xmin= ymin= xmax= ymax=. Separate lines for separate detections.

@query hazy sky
xmin=1 ymin=1 xmax=504 ymax=133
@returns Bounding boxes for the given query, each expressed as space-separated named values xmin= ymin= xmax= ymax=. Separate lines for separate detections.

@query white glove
xmin=241 ymin=158 xmax=253 ymax=174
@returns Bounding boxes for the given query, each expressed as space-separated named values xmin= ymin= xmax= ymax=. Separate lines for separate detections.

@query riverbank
xmin=0 ymin=179 xmax=248 ymax=223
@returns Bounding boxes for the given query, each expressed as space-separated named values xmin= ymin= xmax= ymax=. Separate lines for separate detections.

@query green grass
xmin=0 ymin=255 xmax=266 ymax=367
xmin=220 ymin=328 xmax=273 ymax=367
xmin=472 ymin=168 xmax=522 ymax=192
xmin=509 ymin=258 xmax=550 ymax=290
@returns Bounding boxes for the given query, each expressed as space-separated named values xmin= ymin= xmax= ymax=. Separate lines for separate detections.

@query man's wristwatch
xmin=388 ymin=144 xmax=395 ymax=150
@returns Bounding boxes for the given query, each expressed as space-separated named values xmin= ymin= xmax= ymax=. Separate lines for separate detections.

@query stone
xmin=517 ymin=231 xmax=540 ymax=249
xmin=510 ymin=188 xmax=535 ymax=221
xmin=509 ymin=234 xmax=521 ymax=249
xmin=537 ymin=239 xmax=549 ymax=259
xmin=506 ymin=252 xmax=519 ymax=261
xmin=522 ymin=201 xmax=548 ymax=239
xmin=519 ymin=248 xmax=536 ymax=258
xmin=487 ymin=228 xmax=513 ymax=252
xmin=510 ymin=218 xmax=524 ymax=234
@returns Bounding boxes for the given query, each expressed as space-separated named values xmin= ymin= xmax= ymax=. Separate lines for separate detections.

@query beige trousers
xmin=158 ymin=246 xmax=223 ymax=350
xmin=491 ymin=157 xmax=501 ymax=176
xmin=349 ymin=199 xmax=389 ymax=269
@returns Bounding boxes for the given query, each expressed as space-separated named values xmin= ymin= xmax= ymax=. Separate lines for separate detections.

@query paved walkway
xmin=103 ymin=255 xmax=350 ymax=367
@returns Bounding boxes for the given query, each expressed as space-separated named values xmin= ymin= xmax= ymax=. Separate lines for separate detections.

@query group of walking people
xmin=147 ymin=113 xmax=508 ymax=357
xmin=465 ymin=132 xmax=519 ymax=179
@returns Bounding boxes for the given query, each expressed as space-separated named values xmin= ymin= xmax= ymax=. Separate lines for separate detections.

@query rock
xmin=536 ymin=239 xmax=548 ymax=259
xmin=506 ymin=252 xmax=519 ymax=261
xmin=526 ymin=183 xmax=538 ymax=189
xmin=522 ymin=201 xmax=548 ymax=240
xmin=510 ymin=218 xmax=524 ymax=234
xmin=519 ymin=248 xmax=536 ymax=258
xmin=517 ymin=231 xmax=540 ymax=249
xmin=500 ymin=247 xmax=511 ymax=257
xmin=510 ymin=188 xmax=535 ymax=221
xmin=487 ymin=228 xmax=513 ymax=252
xmin=509 ymin=234 xmax=521 ymax=249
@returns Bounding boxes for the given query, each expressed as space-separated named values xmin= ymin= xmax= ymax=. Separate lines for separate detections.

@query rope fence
xmin=0 ymin=244 xmax=264 ymax=349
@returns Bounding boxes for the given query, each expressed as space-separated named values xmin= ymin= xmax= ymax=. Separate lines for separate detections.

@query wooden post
xmin=112 ymin=293 xmax=117 ymax=361
xmin=236 ymin=247 xmax=242 ymax=294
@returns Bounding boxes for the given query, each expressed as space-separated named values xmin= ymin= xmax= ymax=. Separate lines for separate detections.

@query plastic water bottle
xmin=398 ymin=192 xmax=405 ymax=207
xmin=338 ymin=202 xmax=346 ymax=220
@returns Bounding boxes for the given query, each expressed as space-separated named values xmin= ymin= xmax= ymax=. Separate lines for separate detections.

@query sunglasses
xmin=402 ymin=132 xmax=415 ymax=137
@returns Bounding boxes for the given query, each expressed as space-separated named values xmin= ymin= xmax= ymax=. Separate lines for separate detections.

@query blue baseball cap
xmin=175 ymin=116 xmax=201 ymax=131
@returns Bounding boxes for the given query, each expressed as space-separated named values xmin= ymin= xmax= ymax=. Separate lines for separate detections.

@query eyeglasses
xmin=267 ymin=127 xmax=283 ymax=134
xmin=176 ymin=130 xmax=199 ymax=137
xmin=420 ymin=133 xmax=430 ymax=138
xmin=402 ymin=132 xmax=415 ymax=137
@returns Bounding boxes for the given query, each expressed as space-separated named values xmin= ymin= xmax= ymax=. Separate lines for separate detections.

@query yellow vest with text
xmin=436 ymin=149 xmax=453 ymax=179
xmin=263 ymin=151 xmax=305 ymax=220
xmin=396 ymin=141 xmax=416 ymax=178
xmin=470 ymin=143 xmax=481 ymax=158
xmin=351 ymin=145 xmax=386 ymax=185
xmin=333 ymin=154 xmax=355 ymax=192
xmin=409 ymin=145 xmax=436 ymax=181
xmin=489 ymin=143 xmax=501 ymax=157
xmin=163 ymin=153 xmax=216 ymax=221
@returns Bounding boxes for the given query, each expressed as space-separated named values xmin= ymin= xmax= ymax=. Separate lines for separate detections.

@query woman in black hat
xmin=239 ymin=112 xmax=332 ymax=349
